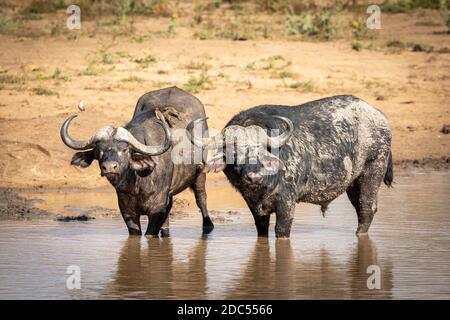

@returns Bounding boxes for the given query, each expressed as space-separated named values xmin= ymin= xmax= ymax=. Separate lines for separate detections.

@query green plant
xmin=286 ymin=10 xmax=335 ymax=40
xmin=50 ymin=21 xmax=64 ymax=37
xmin=193 ymin=30 xmax=211 ymax=40
xmin=121 ymin=75 xmax=145 ymax=82
xmin=133 ymin=53 xmax=156 ymax=67
xmin=277 ymin=69 xmax=296 ymax=78
xmin=130 ymin=34 xmax=144 ymax=43
xmin=101 ymin=52 xmax=115 ymax=64
xmin=52 ymin=68 xmax=69 ymax=81
xmin=440 ymin=0 xmax=450 ymax=30
xmin=115 ymin=51 xmax=132 ymax=58
xmin=184 ymin=61 xmax=208 ymax=70
xmin=34 ymin=68 xmax=68 ymax=81
xmin=380 ymin=0 xmax=441 ymax=13
xmin=22 ymin=0 xmax=66 ymax=14
xmin=168 ymin=16 xmax=176 ymax=34
xmin=32 ymin=87 xmax=58 ymax=96
xmin=289 ymin=80 xmax=315 ymax=92
xmin=217 ymin=18 xmax=252 ymax=41
xmin=256 ymin=0 xmax=311 ymax=13
xmin=245 ymin=55 xmax=295 ymax=78
xmin=245 ymin=62 xmax=256 ymax=71
xmin=385 ymin=40 xmax=433 ymax=51
xmin=183 ymin=70 xmax=213 ymax=93
xmin=0 ymin=12 xmax=23 ymax=35
xmin=81 ymin=63 xmax=99 ymax=76
xmin=0 ymin=74 xmax=24 ymax=84
xmin=349 ymin=19 xmax=368 ymax=40
xmin=352 ymin=40 xmax=363 ymax=51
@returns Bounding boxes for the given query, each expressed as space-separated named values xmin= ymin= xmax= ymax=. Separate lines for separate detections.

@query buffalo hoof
xmin=356 ymin=224 xmax=370 ymax=235
xmin=275 ymin=231 xmax=291 ymax=238
xmin=128 ymin=229 xmax=142 ymax=236
xmin=202 ymin=225 xmax=214 ymax=235
xmin=145 ymin=234 xmax=159 ymax=238
xmin=257 ymin=232 xmax=269 ymax=237
xmin=202 ymin=217 xmax=214 ymax=234
xmin=160 ymin=228 xmax=170 ymax=238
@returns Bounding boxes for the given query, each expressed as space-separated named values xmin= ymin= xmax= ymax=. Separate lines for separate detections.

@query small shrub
xmin=22 ymin=0 xmax=67 ymax=14
xmin=130 ymin=34 xmax=144 ymax=43
xmin=77 ymin=0 xmax=172 ymax=19
xmin=0 ymin=74 xmax=24 ymax=84
xmin=289 ymin=80 xmax=315 ymax=92
xmin=352 ymin=40 xmax=363 ymax=51
xmin=184 ymin=61 xmax=208 ymax=70
xmin=183 ymin=70 xmax=213 ymax=93
xmin=349 ymin=19 xmax=369 ymax=40
xmin=380 ymin=0 xmax=441 ymax=13
xmin=277 ymin=70 xmax=297 ymax=79
xmin=440 ymin=0 xmax=450 ymax=30
xmin=194 ymin=30 xmax=211 ymax=40
xmin=286 ymin=10 xmax=335 ymax=40
xmin=52 ymin=68 xmax=69 ymax=81
xmin=32 ymin=87 xmax=58 ymax=96
xmin=0 ymin=12 xmax=23 ymax=35
xmin=121 ymin=75 xmax=145 ymax=82
xmin=101 ymin=52 xmax=115 ymax=65
xmin=81 ymin=63 xmax=99 ymax=76
xmin=245 ymin=62 xmax=256 ymax=71
xmin=133 ymin=53 xmax=156 ymax=66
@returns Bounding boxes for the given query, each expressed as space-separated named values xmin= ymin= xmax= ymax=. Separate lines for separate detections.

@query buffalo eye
xmin=131 ymin=152 xmax=145 ymax=161
xmin=117 ymin=142 xmax=129 ymax=152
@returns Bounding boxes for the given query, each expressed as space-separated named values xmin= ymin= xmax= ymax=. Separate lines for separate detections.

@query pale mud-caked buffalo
xmin=61 ymin=86 xmax=214 ymax=236
xmin=188 ymin=95 xmax=393 ymax=238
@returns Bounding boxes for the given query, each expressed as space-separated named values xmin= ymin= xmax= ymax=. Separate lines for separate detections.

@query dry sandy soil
xmin=0 ymin=3 xmax=449 ymax=191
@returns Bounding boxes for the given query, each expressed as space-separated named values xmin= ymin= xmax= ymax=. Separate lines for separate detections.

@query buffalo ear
xmin=203 ymin=152 xmax=226 ymax=173
xmin=71 ymin=150 xmax=96 ymax=168
xmin=129 ymin=152 xmax=156 ymax=172
xmin=155 ymin=107 xmax=185 ymax=128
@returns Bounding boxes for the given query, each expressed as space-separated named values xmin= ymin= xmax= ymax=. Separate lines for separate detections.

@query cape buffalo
xmin=188 ymin=95 xmax=393 ymax=238
xmin=61 ymin=86 xmax=214 ymax=236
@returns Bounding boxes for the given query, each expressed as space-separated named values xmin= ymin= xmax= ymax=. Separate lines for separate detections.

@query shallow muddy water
xmin=0 ymin=173 xmax=449 ymax=299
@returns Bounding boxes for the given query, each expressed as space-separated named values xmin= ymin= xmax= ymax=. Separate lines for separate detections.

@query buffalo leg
xmin=160 ymin=196 xmax=173 ymax=238
xmin=121 ymin=212 xmax=142 ymax=236
xmin=146 ymin=196 xmax=172 ymax=237
xmin=146 ymin=212 xmax=169 ymax=237
xmin=191 ymin=172 xmax=214 ymax=234
xmin=346 ymin=178 xmax=362 ymax=230
xmin=252 ymin=213 xmax=270 ymax=237
xmin=347 ymin=158 xmax=386 ymax=235
xmin=160 ymin=216 xmax=170 ymax=238
xmin=275 ymin=202 xmax=295 ymax=238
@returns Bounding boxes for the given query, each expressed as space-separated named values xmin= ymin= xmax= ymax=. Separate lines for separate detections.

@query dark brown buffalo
xmin=61 ymin=86 xmax=214 ymax=236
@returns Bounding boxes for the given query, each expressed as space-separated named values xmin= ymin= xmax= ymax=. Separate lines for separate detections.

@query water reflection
xmin=105 ymin=237 xmax=208 ymax=299
xmin=348 ymin=236 xmax=393 ymax=299
xmin=225 ymin=236 xmax=392 ymax=299
xmin=1 ymin=173 xmax=448 ymax=299
xmin=104 ymin=234 xmax=392 ymax=299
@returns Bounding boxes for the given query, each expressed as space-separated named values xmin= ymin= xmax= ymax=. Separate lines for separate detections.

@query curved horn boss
xmin=186 ymin=115 xmax=293 ymax=149
xmin=114 ymin=119 xmax=172 ymax=156
xmin=186 ymin=117 xmax=221 ymax=149
xmin=60 ymin=115 xmax=173 ymax=156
